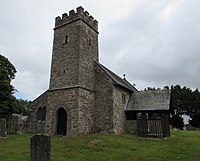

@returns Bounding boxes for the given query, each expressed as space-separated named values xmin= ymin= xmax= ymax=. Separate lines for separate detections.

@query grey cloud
xmin=100 ymin=0 xmax=200 ymax=90
xmin=1 ymin=0 xmax=200 ymax=100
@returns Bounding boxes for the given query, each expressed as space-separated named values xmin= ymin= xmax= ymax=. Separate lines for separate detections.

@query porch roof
xmin=126 ymin=89 xmax=171 ymax=111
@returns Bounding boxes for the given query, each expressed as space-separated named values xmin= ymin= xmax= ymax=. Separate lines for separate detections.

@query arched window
xmin=41 ymin=106 xmax=46 ymax=121
xmin=63 ymin=35 xmax=69 ymax=44
xmin=122 ymin=93 xmax=126 ymax=104
xmin=37 ymin=107 xmax=42 ymax=121
xmin=88 ymin=38 xmax=92 ymax=45
xmin=37 ymin=106 xmax=46 ymax=121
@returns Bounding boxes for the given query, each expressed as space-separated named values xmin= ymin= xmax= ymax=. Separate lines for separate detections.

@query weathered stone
xmin=24 ymin=6 xmax=99 ymax=136
xmin=7 ymin=114 xmax=23 ymax=133
xmin=31 ymin=135 xmax=51 ymax=161
xmin=0 ymin=118 xmax=7 ymax=138
xmin=24 ymin=6 xmax=171 ymax=137
xmin=113 ymin=86 xmax=130 ymax=133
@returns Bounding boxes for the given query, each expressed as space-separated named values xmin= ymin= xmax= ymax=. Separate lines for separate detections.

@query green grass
xmin=0 ymin=130 xmax=200 ymax=161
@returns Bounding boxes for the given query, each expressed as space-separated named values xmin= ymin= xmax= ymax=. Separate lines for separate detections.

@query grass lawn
xmin=0 ymin=130 xmax=199 ymax=161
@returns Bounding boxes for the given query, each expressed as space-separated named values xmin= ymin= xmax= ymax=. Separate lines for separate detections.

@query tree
xmin=169 ymin=113 xmax=184 ymax=130
xmin=189 ymin=113 xmax=200 ymax=128
xmin=187 ymin=99 xmax=200 ymax=128
xmin=15 ymin=99 xmax=31 ymax=115
xmin=170 ymin=85 xmax=200 ymax=128
xmin=169 ymin=85 xmax=184 ymax=129
xmin=0 ymin=54 xmax=17 ymax=114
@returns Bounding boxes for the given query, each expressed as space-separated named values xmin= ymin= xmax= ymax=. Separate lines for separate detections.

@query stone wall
xmin=46 ymin=88 xmax=79 ymax=135
xmin=94 ymin=63 xmax=114 ymax=133
xmin=77 ymin=88 xmax=94 ymax=134
xmin=124 ymin=120 xmax=137 ymax=134
xmin=24 ymin=87 xmax=96 ymax=135
xmin=24 ymin=89 xmax=78 ymax=135
xmin=49 ymin=20 xmax=80 ymax=89
xmin=112 ymin=85 xmax=130 ymax=133
xmin=79 ymin=19 xmax=99 ymax=90
xmin=0 ymin=114 xmax=23 ymax=133
xmin=24 ymin=91 xmax=48 ymax=134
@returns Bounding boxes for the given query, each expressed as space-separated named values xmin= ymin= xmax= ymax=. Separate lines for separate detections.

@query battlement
xmin=55 ymin=6 xmax=98 ymax=32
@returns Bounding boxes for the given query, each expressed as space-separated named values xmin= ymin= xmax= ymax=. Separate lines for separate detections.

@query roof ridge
xmin=95 ymin=61 xmax=135 ymax=92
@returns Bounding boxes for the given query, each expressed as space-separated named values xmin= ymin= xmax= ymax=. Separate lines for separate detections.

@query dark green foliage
xmin=14 ymin=99 xmax=31 ymax=115
xmin=0 ymin=54 xmax=31 ymax=116
xmin=189 ymin=113 xmax=200 ymax=128
xmin=170 ymin=114 xmax=184 ymax=130
xmin=0 ymin=54 xmax=17 ymax=114
xmin=170 ymin=85 xmax=200 ymax=128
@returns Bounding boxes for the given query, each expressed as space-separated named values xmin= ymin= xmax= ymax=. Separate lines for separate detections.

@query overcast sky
xmin=1 ymin=0 xmax=200 ymax=100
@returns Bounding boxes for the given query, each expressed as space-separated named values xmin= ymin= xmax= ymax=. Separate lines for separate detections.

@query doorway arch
xmin=56 ymin=108 xmax=67 ymax=136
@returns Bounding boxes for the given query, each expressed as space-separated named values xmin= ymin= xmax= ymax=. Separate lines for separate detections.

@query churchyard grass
xmin=0 ymin=130 xmax=199 ymax=161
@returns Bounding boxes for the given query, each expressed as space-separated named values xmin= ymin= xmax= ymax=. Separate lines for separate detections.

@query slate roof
xmin=95 ymin=61 xmax=136 ymax=92
xmin=126 ymin=89 xmax=170 ymax=111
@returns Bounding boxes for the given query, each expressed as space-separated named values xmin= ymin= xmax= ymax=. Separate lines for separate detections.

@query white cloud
xmin=159 ymin=0 xmax=182 ymax=20
xmin=1 ymin=0 xmax=200 ymax=100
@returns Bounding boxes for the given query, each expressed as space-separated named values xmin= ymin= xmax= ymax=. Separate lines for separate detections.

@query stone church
xmin=24 ymin=6 xmax=170 ymax=137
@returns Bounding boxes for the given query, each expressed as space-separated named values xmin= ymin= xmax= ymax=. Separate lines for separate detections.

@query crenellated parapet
xmin=55 ymin=6 xmax=98 ymax=32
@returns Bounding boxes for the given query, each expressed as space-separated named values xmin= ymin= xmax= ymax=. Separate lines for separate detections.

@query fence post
xmin=137 ymin=113 xmax=148 ymax=137
xmin=161 ymin=118 xmax=170 ymax=137
xmin=31 ymin=134 xmax=51 ymax=161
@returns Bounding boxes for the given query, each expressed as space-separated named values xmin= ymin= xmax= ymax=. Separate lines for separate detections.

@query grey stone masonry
xmin=94 ymin=63 xmax=114 ymax=132
xmin=113 ymin=85 xmax=130 ymax=133
xmin=49 ymin=6 xmax=99 ymax=90
xmin=0 ymin=118 xmax=7 ymax=138
xmin=55 ymin=6 xmax=98 ymax=32
xmin=31 ymin=135 xmax=51 ymax=161
xmin=24 ymin=6 xmax=170 ymax=137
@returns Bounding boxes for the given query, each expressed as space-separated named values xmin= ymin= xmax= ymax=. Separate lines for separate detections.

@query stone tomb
xmin=31 ymin=135 xmax=51 ymax=161
xmin=0 ymin=118 xmax=7 ymax=138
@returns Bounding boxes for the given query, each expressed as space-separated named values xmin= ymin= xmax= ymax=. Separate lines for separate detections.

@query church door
xmin=56 ymin=108 xmax=67 ymax=135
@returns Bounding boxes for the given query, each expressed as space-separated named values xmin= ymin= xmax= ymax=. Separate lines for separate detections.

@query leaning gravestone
xmin=31 ymin=135 xmax=51 ymax=161
xmin=0 ymin=118 xmax=7 ymax=138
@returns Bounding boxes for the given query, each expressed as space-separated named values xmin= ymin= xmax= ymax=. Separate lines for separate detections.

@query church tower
xmin=49 ymin=6 xmax=99 ymax=90
xmin=24 ymin=7 xmax=99 ymax=135
xmin=45 ymin=6 xmax=99 ymax=135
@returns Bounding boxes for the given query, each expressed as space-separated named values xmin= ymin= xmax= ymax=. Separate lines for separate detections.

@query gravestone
xmin=0 ymin=118 xmax=7 ymax=138
xmin=31 ymin=135 xmax=51 ymax=161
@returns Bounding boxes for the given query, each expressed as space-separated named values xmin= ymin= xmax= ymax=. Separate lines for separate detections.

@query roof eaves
xmin=95 ymin=61 xmax=134 ymax=92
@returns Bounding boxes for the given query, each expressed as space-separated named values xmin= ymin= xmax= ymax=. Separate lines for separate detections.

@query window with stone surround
xmin=122 ymin=93 xmax=126 ymax=104
xmin=63 ymin=35 xmax=69 ymax=45
xmin=37 ymin=107 xmax=42 ymax=121
xmin=41 ymin=107 xmax=46 ymax=121
xmin=88 ymin=38 xmax=92 ymax=45
xmin=37 ymin=106 xmax=46 ymax=121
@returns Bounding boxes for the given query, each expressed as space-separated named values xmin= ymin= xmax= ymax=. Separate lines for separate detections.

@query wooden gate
xmin=137 ymin=119 xmax=170 ymax=137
